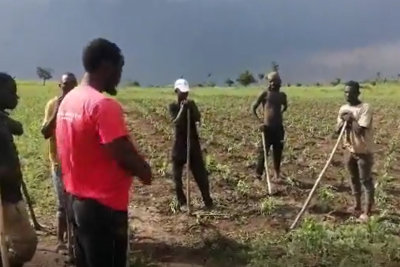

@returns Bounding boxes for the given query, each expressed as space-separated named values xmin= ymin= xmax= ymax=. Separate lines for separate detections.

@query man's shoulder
xmin=45 ymin=96 xmax=58 ymax=109
xmin=187 ymin=99 xmax=197 ymax=105
xmin=259 ymin=90 xmax=268 ymax=97
xmin=63 ymin=86 xmax=117 ymax=108
xmin=339 ymin=104 xmax=350 ymax=111
xmin=93 ymin=97 xmax=122 ymax=112
xmin=361 ymin=102 xmax=371 ymax=110
xmin=169 ymin=102 xmax=179 ymax=109
xmin=46 ymin=96 xmax=58 ymax=105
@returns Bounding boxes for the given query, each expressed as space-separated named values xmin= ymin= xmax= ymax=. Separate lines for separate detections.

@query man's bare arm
xmin=104 ymin=136 xmax=152 ymax=185
xmin=281 ymin=92 xmax=288 ymax=113
xmin=335 ymin=121 xmax=345 ymax=134
xmin=41 ymin=115 xmax=56 ymax=139
xmin=41 ymin=97 xmax=63 ymax=139
xmin=7 ymin=118 xmax=23 ymax=136
xmin=252 ymin=91 xmax=266 ymax=120
xmin=190 ymin=101 xmax=201 ymax=124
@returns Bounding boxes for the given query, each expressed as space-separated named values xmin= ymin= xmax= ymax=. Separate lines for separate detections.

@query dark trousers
xmin=172 ymin=148 xmax=212 ymax=206
xmin=256 ymin=125 xmax=285 ymax=176
xmin=68 ymin=196 xmax=128 ymax=267
xmin=345 ymin=152 xmax=374 ymax=207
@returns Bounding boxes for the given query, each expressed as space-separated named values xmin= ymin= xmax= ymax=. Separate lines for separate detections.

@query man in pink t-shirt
xmin=56 ymin=38 xmax=152 ymax=267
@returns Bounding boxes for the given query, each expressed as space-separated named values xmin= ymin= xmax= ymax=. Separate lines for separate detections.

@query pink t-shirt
xmin=56 ymin=85 xmax=132 ymax=211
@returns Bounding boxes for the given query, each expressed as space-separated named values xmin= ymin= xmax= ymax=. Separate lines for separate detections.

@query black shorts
xmin=263 ymin=125 xmax=285 ymax=148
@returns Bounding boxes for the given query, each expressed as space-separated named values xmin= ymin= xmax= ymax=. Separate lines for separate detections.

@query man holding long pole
xmin=336 ymin=81 xmax=375 ymax=222
xmin=0 ymin=73 xmax=37 ymax=266
xmin=169 ymin=79 xmax=213 ymax=210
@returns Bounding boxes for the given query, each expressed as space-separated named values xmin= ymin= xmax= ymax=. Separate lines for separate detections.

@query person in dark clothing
xmin=0 ymin=73 xmax=37 ymax=266
xmin=252 ymin=71 xmax=288 ymax=182
xmin=168 ymin=79 xmax=213 ymax=209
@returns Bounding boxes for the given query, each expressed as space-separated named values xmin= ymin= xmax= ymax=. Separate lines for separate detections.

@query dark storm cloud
xmin=0 ymin=0 xmax=399 ymax=84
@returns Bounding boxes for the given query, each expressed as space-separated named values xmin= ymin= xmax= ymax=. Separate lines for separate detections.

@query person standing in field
xmin=0 ymin=73 xmax=38 ymax=266
xmin=336 ymin=81 xmax=375 ymax=221
xmin=41 ymin=73 xmax=77 ymax=252
xmin=56 ymin=38 xmax=152 ymax=267
xmin=168 ymin=79 xmax=213 ymax=209
xmin=252 ymin=71 xmax=288 ymax=182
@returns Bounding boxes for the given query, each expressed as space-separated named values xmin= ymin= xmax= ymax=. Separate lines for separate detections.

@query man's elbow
xmin=251 ymin=106 xmax=257 ymax=116
xmin=138 ymin=163 xmax=152 ymax=185
xmin=14 ymin=127 xmax=24 ymax=136
xmin=41 ymin=127 xmax=51 ymax=139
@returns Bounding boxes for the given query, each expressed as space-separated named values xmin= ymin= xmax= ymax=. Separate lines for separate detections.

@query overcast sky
xmin=0 ymin=0 xmax=399 ymax=85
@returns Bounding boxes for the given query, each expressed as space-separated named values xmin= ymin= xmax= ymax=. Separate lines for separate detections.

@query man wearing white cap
xmin=168 ymin=79 xmax=213 ymax=209
xmin=41 ymin=72 xmax=77 ymax=251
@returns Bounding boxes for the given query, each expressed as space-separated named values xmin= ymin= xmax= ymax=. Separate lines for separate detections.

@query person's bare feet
xmin=271 ymin=173 xmax=283 ymax=184
xmin=358 ymin=213 xmax=369 ymax=222
xmin=347 ymin=205 xmax=362 ymax=216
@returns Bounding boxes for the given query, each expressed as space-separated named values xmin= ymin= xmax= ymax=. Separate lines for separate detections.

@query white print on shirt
xmin=58 ymin=111 xmax=82 ymax=122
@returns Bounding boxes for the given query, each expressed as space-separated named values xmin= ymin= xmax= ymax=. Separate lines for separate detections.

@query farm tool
xmin=290 ymin=122 xmax=347 ymax=230
xmin=261 ymin=132 xmax=273 ymax=195
xmin=186 ymin=108 xmax=192 ymax=214
xmin=21 ymin=179 xmax=44 ymax=231
xmin=0 ymin=187 xmax=10 ymax=267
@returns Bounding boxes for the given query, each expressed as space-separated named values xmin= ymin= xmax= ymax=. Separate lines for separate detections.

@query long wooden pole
xmin=126 ymin=223 xmax=130 ymax=267
xmin=261 ymin=132 xmax=272 ymax=195
xmin=21 ymin=180 xmax=43 ymax=230
xmin=290 ymin=122 xmax=347 ymax=230
xmin=0 ymin=192 xmax=10 ymax=267
xmin=186 ymin=109 xmax=191 ymax=214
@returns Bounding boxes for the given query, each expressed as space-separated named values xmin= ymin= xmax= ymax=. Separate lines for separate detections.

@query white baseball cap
xmin=174 ymin=79 xmax=190 ymax=93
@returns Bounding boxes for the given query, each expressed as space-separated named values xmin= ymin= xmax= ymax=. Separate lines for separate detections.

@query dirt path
xmin=26 ymin=230 xmax=70 ymax=267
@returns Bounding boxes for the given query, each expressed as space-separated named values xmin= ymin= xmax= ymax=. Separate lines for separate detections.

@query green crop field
xmin=13 ymin=81 xmax=400 ymax=266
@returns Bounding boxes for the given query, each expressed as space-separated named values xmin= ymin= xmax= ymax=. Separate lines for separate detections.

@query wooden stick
xmin=0 ymin=191 xmax=10 ymax=267
xmin=186 ymin=109 xmax=191 ymax=214
xmin=126 ymin=223 xmax=130 ymax=267
xmin=21 ymin=180 xmax=43 ymax=231
xmin=66 ymin=219 xmax=73 ymax=261
xmin=261 ymin=132 xmax=272 ymax=195
xmin=290 ymin=122 xmax=347 ymax=230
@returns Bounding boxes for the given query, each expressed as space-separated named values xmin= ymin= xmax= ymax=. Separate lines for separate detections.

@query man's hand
xmin=180 ymin=99 xmax=188 ymax=107
xmin=259 ymin=124 xmax=266 ymax=131
xmin=341 ymin=112 xmax=354 ymax=123
xmin=139 ymin=173 xmax=152 ymax=185
xmin=6 ymin=117 xmax=23 ymax=136
xmin=104 ymin=137 xmax=152 ymax=184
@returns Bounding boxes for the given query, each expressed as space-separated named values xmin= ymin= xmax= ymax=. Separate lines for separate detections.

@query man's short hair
xmin=0 ymin=73 xmax=15 ymax=88
xmin=61 ymin=72 xmax=77 ymax=83
xmin=345 ymin=80 xmax=360 ymax=92
xmin=267 ymin=71 xmax=281 ymax=82
xmin=82 ymin=38 xmax=124 ymax=73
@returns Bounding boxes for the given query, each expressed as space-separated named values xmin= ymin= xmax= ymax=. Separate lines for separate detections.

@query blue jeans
xmin=51 ymin=165 xmax=66 ymax=219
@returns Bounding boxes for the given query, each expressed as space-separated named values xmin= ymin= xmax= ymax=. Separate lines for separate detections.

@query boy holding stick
xmin=336 ymin=81 xmax=375 ymax=221
xmin=168 ymin=79 xmax=213 ymax=209
xmin=252 ymin=72 xmax=288 ymax=182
